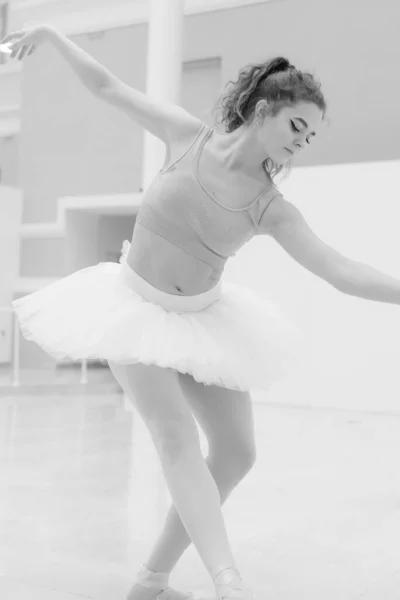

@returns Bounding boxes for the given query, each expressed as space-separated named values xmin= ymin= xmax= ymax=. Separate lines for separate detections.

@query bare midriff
xmin=126 ymin=220 xmax=222 ymax=296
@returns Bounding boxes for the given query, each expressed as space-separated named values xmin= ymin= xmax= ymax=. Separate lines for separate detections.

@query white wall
xmin=65 ymin=211 xmax=101 ymax=274
xmin=98 ymin=214 xmax=137 ymax=263
xmin=0 ymin=186 xmax=22 ymax=363
xmin=224 ymin=160 xmax=400 ymax=412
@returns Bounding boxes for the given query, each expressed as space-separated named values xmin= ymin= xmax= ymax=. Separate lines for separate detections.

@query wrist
xmin=40 ymin=24 xmax=60 ymax=43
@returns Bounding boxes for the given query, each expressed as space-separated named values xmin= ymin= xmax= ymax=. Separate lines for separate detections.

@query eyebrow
xmin=295 ymin=117 xmax=316 ymax=137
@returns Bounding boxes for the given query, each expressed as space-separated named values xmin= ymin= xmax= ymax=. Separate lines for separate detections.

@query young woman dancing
xmin=3 ymin=24 xmax=400 ymax=600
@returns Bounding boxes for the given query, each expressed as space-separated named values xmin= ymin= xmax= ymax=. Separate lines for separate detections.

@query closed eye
xmin=290 ymin=120 xmax=311 ymax=144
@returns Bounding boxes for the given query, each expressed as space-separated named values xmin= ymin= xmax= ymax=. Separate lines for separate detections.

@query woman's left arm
xmin=264 ymin=197 xmax=400 ymax=305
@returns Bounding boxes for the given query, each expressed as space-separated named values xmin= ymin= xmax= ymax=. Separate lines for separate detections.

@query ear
xmin=254 ymin=99 xmax=270 ymax=124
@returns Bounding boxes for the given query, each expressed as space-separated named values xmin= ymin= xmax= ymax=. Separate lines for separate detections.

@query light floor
xmin=1 ymin=391 xmax=400 ymax=600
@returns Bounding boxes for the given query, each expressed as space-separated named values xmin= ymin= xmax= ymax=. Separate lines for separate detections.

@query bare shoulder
xmin=161 ymin=114 xmax=205 ymax=173
xmin=259 ymin=194 xmax=302 ymax=236
xmin=165 ymin=110 xmax=204 ymax=146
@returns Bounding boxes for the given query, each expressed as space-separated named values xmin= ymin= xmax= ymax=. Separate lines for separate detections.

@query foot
xmin=126 ymin=583 xmax=162 ymax=600
xmin=213 ymin=567 xmax=253 ymax=600
xmin=127 ymin=583 xmax=192 ymax=600
xmin=127 ymin=565 xmax=194 ymax=600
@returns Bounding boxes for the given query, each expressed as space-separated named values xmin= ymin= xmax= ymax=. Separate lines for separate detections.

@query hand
xmin=0 ymin=25 xmax=52 ymax=61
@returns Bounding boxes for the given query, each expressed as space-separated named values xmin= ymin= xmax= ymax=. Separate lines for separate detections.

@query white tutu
xmin=12 ymin=240 xmax=306 ymax=392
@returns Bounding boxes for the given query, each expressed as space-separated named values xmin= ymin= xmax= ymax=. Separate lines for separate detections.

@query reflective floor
xmin=1 ymin=391 xmax=400 ymax=599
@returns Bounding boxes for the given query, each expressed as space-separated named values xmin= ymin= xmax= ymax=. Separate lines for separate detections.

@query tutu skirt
xmin=12 ymin=241 xmax=306 ymax=392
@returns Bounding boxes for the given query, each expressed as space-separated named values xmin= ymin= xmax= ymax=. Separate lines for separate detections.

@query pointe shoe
xmin=135 ymin=565 xmax=198 ymax=600
xmin=212 ymin=566 xmax=254 ymax=600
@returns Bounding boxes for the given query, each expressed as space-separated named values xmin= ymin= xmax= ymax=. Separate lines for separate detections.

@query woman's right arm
xmin=44 ymin=25 xmax=113 ymax=95
xmin=45 ymin=26 xmax=200 ymax=142
xmin=2 ymin=25 xmax=200 ymax=143
xmin=97 ymin=77 xmax=200 ymax=143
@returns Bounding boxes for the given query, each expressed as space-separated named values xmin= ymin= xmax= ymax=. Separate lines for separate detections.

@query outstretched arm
xmin=1 ymin=25 xmax=113 ymax=94
xmin=1 ymin=25 xmax=200 ymax=143
xmin=264 ymin=197 xmax=400 ymax=305
xmin=44 ymin=26 xmax=113 ymax=93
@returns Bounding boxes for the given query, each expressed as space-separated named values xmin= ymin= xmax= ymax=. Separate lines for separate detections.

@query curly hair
xmin=212 ymin=57 xmax=328 ymax=181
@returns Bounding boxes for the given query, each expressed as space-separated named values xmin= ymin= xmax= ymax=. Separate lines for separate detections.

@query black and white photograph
xmin=0 ymin=1 xmax=399 ymax=599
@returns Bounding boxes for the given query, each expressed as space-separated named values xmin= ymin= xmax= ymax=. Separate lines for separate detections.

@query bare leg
xmin=127 ymin=454 xmax=247 ymax=600
xmin=144 ymin=375 xmax=255 ymax=576
xmin=109 ymin=363 xmax=249 ymax=598
xmin=153 ymin=434 xmax=237 ymax=574
xmin=127 ymin=372 xmax=256 ymax=600
xmin=146 ymin=453 xmax=247 ymax=573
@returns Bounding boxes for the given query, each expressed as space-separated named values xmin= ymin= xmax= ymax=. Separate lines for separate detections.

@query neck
xmin=214 ymin=125 xmax=267 ymax=176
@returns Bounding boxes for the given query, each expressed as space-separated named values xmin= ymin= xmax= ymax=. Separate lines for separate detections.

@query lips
xmin=285 ymin=148 xmax=293 ymax=155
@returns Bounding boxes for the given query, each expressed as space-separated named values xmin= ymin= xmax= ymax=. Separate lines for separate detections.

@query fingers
xmin=16 ymin=45 xmax=30 ymax=61
xmin=0 ymin=31 xmax=25 ymax=44
xmin=0 ymin=31 xmax=29 ymax=56
xmin=3 ymin=40 xmax=23 ymax=58
xmin=0 ymin=30 xmax=37 ymax=61
xmin=2 ymin=42 xmax=37 ymax=60
xmin=10 ymin=45 xmax=21 ymax=59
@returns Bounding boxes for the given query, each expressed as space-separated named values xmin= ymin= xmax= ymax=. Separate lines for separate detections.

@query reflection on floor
xmin=1 ymin=391 xmax=400 ymax=600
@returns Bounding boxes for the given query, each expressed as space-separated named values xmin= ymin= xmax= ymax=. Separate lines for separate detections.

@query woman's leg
xmin=108 ymin=362 xmax=243 ymax=585
xmin=144 ymin=372 xmax=256 ymax=575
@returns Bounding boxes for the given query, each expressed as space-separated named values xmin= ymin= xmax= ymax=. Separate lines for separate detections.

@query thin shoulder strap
xmin=161 ymin=121 xmax=208 ymax=174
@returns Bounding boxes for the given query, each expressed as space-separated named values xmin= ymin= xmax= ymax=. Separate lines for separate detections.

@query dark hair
xmin=212 ymin=56 xmax=328 ymax=181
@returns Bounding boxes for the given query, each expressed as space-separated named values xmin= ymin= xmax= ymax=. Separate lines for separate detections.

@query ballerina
xmin=4 ymin=24 xmax=400 ymax=600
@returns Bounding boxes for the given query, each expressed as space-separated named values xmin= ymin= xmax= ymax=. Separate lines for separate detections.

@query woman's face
xmin=256 ymin=101 xmax=323 ymax=165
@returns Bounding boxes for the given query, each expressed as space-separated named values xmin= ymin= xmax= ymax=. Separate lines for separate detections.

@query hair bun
xmin=267 ymin=57 xmax=293 ymax=76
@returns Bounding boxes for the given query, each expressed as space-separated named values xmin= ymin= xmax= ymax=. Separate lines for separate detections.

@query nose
xmin=294 ymin=131 xmax=310 ymax=152
xmin=290 ymin=141 xmax=303 ymax=156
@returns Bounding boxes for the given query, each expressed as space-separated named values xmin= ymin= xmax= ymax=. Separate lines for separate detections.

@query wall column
xmin=142 ymin=0 xmax=185 ymax=191
xmin=128 ymin=0 xmax=185 ymax=538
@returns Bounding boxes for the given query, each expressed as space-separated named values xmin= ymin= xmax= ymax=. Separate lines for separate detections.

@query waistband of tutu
xmin=118 ymin=261 xmax=222 ymax=312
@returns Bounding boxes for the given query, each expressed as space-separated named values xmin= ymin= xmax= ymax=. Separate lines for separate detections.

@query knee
xmin=212 ymin=442 xmax=257 ymax=482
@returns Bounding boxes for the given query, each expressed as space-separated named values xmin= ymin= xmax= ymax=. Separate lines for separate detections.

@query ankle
xmin=212 ymin=566 xmax=241 ymax=584
xmin=137 ymin=564 xmax=171 ymax=590
xmin=212 ymin=567 xmax=253 ymax=600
